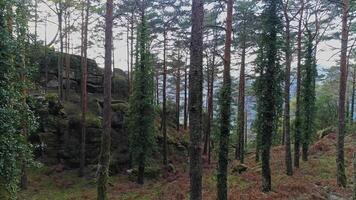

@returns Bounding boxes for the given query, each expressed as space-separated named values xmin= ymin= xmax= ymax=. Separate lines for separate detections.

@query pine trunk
xmin=294 ymin=0 xmax=304 ymax=168
xmin=236 ymin=38 xmax=246 ymax=163
xmin=176 ymin=51 xmax=181 ymax=132
xmin=351 ymin=66 xmax=355 ymax=122
xmin=97 ymin=0 xmax=113 ymax=199
xmin=283 ymin=6 xmax=293 ymax=176
xmin=217 ymin=0 xmax=232 ymax=198
xmin=79 ymin=0 xmax=90 ymax=177
xmin=189 ymin=0 xmax=204 ymax=198
xmin=162 ymin=29 xmax=168 ymax=165
xmin=58 ymin=1 xmax=64 ymax=101
xmin=337 ymin=0 xmax=349 ymax=188
xmin=184 ymin=63 xmax=188 ymax=130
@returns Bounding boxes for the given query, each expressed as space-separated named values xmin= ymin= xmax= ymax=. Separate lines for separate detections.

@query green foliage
xmin=128 ymin=12 xmax=156 ymax=170
xmin=300 ymin=29 xmax=317 ymax=157
xmin=0 ymin=0 xmax=38 ymax=198
xmin=315 ymin=67 xmax=339 ymax=130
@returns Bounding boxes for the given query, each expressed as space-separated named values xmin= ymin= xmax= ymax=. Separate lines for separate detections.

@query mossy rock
xmin=111 ymin=102 xmax=128 ymax=113
xmin=127 ymin=166 xmax=161 ymax=181
xmin=317 ymin=126 xmax=335 ymax=139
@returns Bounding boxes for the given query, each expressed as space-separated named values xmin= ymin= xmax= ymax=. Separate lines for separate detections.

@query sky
xmin=29 ymin=1 xmax=346 ymax=74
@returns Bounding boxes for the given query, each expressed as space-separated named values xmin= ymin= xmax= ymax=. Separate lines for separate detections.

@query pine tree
xmin=337 ymin=0 xmax=349 ymax=188
xmin=189 ymin=0 xmax=204 ymax=198
xmin=217 ymin=0 xmax=233 ymax=198
xmin=294 ymin=0 xmax=304 ymax=169
xmin=282 ymin=0 xmax=293 ymax=176
xmin=128 ymin=1 xmax=155 ymax=185
xmin=0 ymin=1 xmax=37 ymax=198
xmin=301 ymin=28 xmax=317 ymax=162
xmin=254 ymin=0 xmax=281 ymax=192
xmin=79 ymin=0 xmax=90 ymax=178
xmin=97 ymin=0 xmax=113 ymax=199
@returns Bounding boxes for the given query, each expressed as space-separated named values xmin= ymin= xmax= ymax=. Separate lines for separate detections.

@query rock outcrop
xmin=29 ymin=51 xmax=131 ymax=173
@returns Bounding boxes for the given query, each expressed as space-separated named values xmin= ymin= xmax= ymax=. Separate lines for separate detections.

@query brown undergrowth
xmin=20 ymin=133 xmax=355 ymax=200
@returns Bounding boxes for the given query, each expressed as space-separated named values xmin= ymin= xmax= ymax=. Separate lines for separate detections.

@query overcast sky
xmin=29 ymin=2 xmax=347 ymax=75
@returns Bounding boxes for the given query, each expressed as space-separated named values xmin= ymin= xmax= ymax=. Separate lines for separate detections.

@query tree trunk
xmin=79 ymin=0 xmax=90 ymax=178
xmin=283 ymin=5 xmax=293 ymax=176
xmin=184 ymin=61 xmax=188 ymax=130
xmin=45 ymin=19 xmax=48 ymax=93
xmin=64 ymin=8 xmax=70 ymax=101
xmin=126 ymin=21 xmax=130 ymax=94
xmin=236 ymin=38 xmax=246 ymax=163
xmin=162 ymin=29 xmax=168 ymax=165
xmin=130 ymin=11 xmax=134 ymax=90
xmin=260 ymin=0 xmax=279 ymax=192
xmin=97 ymin=0 xmax=113 ymax=199
xmin=351 ymin=66 xmax=355 ymax=122
xmin=337 ymin=0 xmax=349 ymax=188
xmin=353 ymin=151 xmax=356 ymax=200
xmin=217 ymin=0 xmax=233 ymax=198
xmin=156 ymin=69 xmax=159 ymax=105
xmin=175 ymin=50 xmax=181 ymax=132
xmin=203 ymin=59 xmax=211 ymax=155
xmin=189 ymin=0 xmax=204 ymax=198
xmin=58 ymin=1 xmax=64 ymax=101
xmin=294 ymin=0 xmax=304 ymax=169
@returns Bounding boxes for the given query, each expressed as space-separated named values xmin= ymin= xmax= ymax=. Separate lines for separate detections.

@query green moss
xmin=111 ymin=102 xmax=128 ymax=113
xmin=62 ymin=102 xmax=101 ymax=127
xmin=45 ymin=93 xmax=59 ymax=103
xmin=0 ymin=179 xmax=11 ymax=200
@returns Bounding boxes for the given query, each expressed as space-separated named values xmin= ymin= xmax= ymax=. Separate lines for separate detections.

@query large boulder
xmin=37 ymin=51 xmax=129 ymax=100
xmin=31 ymin=94 xmax=130 ymax=173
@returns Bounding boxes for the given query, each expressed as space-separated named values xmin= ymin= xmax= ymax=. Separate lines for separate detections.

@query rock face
xmin=30 ymin=94 xmax=130 ymax=173
xmin=38 ymin=51 xmax=129 ymax=100
xmin=30 ymin=52 xmax=131 ymax=173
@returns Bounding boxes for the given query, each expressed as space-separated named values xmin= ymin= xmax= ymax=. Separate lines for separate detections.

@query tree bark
xmin=64 ymin=7 xmax=70 ymax=101
xmin=337 ymin=0 xmax=349 ymax=188
xmin=97 ymin=0 xmax=113 ymax=199
xmin=351 ymin=66 xmax=355 ymax=122
xmin=58 ymin=1 xmax=64 ymax=101
xmin=162 ymin=29 xmax=168 ymax=165
xmin=217 ymin=0 xmax=233 ymax=198
xmin=175 ymin=50 xmax=181 ymax=132
xmin=126 ymin=21 xmax=130 ymax=94
xmin=184 ymin=61 xmax=188 ymax=130
xmin=353 ymin=151 xmax=356 ymax=200
xmin=189 ymin=0 xmax=204 ymax=198
xmin=283 ymin=2 xmax=293 ymax=176
xmin=236 ymin=37 xmax=246 ymax=163
xmin=79 ymin=0 xmax=90 ymax=178
xmin=294 ymin=0 xmax=304 ymax=169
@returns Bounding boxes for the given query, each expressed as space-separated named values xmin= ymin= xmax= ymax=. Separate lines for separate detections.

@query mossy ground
xmin=19 ymin=133 xmax=355 ymax=200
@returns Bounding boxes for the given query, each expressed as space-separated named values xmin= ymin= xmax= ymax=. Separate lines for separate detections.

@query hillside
xmin=19 ymin=132 xmax=355 ymax=200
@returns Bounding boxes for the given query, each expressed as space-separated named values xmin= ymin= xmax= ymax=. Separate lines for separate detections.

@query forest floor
xmin=19 ymin=132 xmax=355 ymax=200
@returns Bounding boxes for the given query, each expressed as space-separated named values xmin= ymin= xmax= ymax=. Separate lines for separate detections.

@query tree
xmin=301 ymin=27 xmax=317 ymax=162
xmin=189 ymin=0 xmax=204 ymax=198
xmin=254 ymin=0 xmax=281 ymax=192
xmin=128 ymin=1 xmax=155 ymax=185
xmin=217 ymin=0 xmax=233 ymax=198
xmin=353 ymin=151 xmax=356 ymax=200
xmin=294 ymin=0 xmax=304 ymax=169
xmin=336 ymin=0 xmax=349 ymax=188
xmin=233 ymin=0 xmax=257 ymax=163
xmin=79 ymin=0 xmax=90 ymax=178
xmin=351 ymin=64 xmax=355 ymax=122
xmin=282 ymin=0 xmax=293 ymax=176
xmin=0 ymin=0 xmax=37 ymax=198
xmin=97 ymin=0 xmax=113 ymax=199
